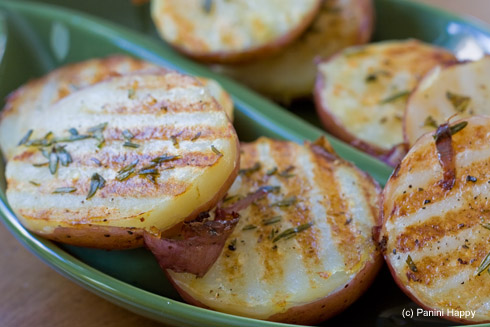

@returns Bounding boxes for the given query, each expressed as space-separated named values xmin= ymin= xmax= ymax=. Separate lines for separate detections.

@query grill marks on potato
xmin=168 ymin=137 xmax=381 ymax=320
xmin=382 ymin=117 xmax=490 ymax=322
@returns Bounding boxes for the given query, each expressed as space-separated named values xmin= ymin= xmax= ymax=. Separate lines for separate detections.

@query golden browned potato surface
xmin=315 ymin=39 xmax=455 ymax=157
xmin=215 ymin=0 xmax=374 ymax=102
xmin=168 ymin=137 xmax=382 ymax=324
xmin=4 ymin=71 xmax=239 ymax=249
xmin=151 ymin=0 xmax=321 ymax=63
xmin=404 ymin=55 xmax=490 ymax=147
xmin=382 ymin=116 xmax=490 ymax=323
xmin=0 ymin=55 xmax=233 ymax=161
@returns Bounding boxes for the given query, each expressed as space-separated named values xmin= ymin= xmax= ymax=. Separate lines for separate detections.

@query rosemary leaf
xmin=266 ymin=167 xmax=277 ymax=176
xmin=477 ymin=251 xmax=490 ymax=275
xmin=242 ymin=224 xmax=257 ymax=231
xmin=263 ymin=216 xmax=282 ymax=226
xmin=380 ymin=90 xmax=411 ymax=104
xmin=56 ymin=145 xmax=72 ymax=167
xmin=53 ymin=187 xmax=77 ymax=194
xmin=68 ymin=128 xmax=79 ymax=136
xmin=202 ymin=0 xmax=213 ymax=13
xmin=191 ymin=132 xmax=201 ymax=141
xmin=482 ymin=223 xmax=490 ymax=230
xmin=151 ymin=154 xmax=182 ymax=164
xmin=86 ymin=173 xmax=106 ymax=200
xmin=49 ymin=149 xmax=59 ymax=174
xmin=449 ymin=121 xmax=468 ymax=136
xmin=406 ymin=255 xmax=418 ymax=272
xmin=424 ymin=116 xmax=438 ymax=128
xmin=239 ymin=162 xmax=261 ymax=175
xmin=123 ymin=141 xmax=140 ymax=148
xmin=116 ymin=159 xmax=139 ymax=181
xmin=18 ymin=129 xmax=33 ymax=146
xmin=33 ymin=162 xmax=49 ymax=167
xmin=29 ymin=181 xmax=40 ymax=186
xmin=273 ymin=222 xmax=313 ymax=243
xmin=211 ymin=145 xmax=222 ymax=156
xmin=446 ymin=91 xmax=471 ymax=113
xmin=271 ymin=196 xmax=297 ymax=207
xmin=122 ymin=129 xmax=134 ymax=140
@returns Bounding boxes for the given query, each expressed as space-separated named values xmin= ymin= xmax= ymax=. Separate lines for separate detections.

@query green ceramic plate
xmin=0 ymin=0 xmax=489 ymax=326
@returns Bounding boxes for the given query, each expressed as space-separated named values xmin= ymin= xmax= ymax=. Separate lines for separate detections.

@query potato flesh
xmin=404 ymin=56 xmax=490 ymax=147
xmin=382 ymin=116 xmax=490 ymax=322
xmin=5 ymin=72 xmax=239 ymax=234
xmin=214 ymin=0 xmax=373 ymax=101
xmin=316 ymin=40 xmax=455 ymax=151
xmin=169 ymin=137 xmax=380 ymax=319
xmin=151 ymin=0 xmax=320 ymax=60
xmin=0 ymin=56 xmax=233 ymax=160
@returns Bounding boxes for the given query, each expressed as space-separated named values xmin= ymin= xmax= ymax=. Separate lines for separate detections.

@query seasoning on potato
xmin=314 ymin=39 xmax=456 ymax=166
xmin=2 ymin=71 xmax=239 ymax=249
xmin=381 ymin=116 xmax=490 ymax=324
xmin=404 ymin=55 xmax=490 ymax=148
xmin=166 ymin=136 xmax=382 ymax=325
xmin=151 ymin=0 xmax=322 ymax=64
xmin=214 ymin=0 xmax=374 ymax=102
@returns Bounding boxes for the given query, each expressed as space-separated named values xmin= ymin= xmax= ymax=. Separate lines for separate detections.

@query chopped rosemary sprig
xmin=202 ymin=0 xmax=213 ymax=13
xmin=18 ymin=129 xmax=33 ymax=146
xmin=476 ymin=251 xmax=490 ymax=276
xmin=258 ymin=185 xmax=280 ymax=194
xmin=278 ymin=166 xmax=295 ymax=178
xmin=68 ymin=128 xmax=78 ymax=136
xmin=49 ymin=149 xmax=59 ymax=174
xmin=116 ymin=159 xmax=139 ymax=181
xmin=170 ymin=135 xmax=179 ymax=148
xmin=271 ymin=196 xmax=297 ymax=207
xmin=242 ymin=224 xmax=257 ymax=231
xmin=29 ymin=181 xmax=40 ymax=186
xmin=123 ymin=141 xmax=140 ymax=148
xmin=32 ymin=162 xmax=49 ymax=167
xmin=424 ymin=116 xmax=438 ymax=128
xmin=191 ymin=132 xmax=201 ymax=141
xmin=239 ymin=162 xmax=261 ymax=175
xmin=122 ymin=129 xmax=134 ymax=140
xmin=266 ymin=167 xmax=277 ymax=176
xmin=86 ymin=173 xmax=106 ymax=200
xmin=406 ymin=255 xmax=418 ymax=272
xmin=481 ymin=223 xmax=490 ymax=230
xmin=87 ymin=122 xmax=108 ymax=148
xmin=263 ymin=216 xmax=282 ymax=226
xmin=380 ymin=90 xmax=411 ymax=104
xmin=53 ymin=187 xmax=77 ymax=194
xmin=55 ymin=145 xmax=72 ymax=167
xmin=211 ymin=145 xmax=222 ymax=156
xmin=273 ymin=222 xmax=313 ymax=243
xmin=449 ymin=121 xmax=468 ymax=136
xmin=151 ymin=154 xmax=182 ymax=165
xmin=138 ymin=167 xmax=160 ymax=184
xmin=446 ymin=91 xmax=471 ymax=113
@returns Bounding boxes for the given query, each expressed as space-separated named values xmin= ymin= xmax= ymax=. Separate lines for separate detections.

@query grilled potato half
xmin=314 ymin=40 xmax=455 ymax=165
xmin=4 ymin=72 xmax=239 ymax=249
xmin=404 ymin=56 xmax=490 ymax=148
xmin=151 ymin=0 xmax=321 ymax=64
xmin=214 ymin=0 xmax=373 ymax=102
xmin=381 ymin=116 xmax=490 ymax=323
xmin=167 ymin=137 xmax=382 ymax=324
xmin=0 ymin=55 xmax=233 ymax=160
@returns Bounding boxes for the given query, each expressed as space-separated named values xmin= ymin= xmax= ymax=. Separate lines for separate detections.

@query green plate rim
xmin=1 ymin=0 xmax=490 ymax=326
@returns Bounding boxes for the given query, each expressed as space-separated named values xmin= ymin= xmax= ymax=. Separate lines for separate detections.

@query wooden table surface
xmin=1 ymin=1 xmax=489 ymax=326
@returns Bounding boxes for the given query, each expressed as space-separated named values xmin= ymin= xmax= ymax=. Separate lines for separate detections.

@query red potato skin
xmin=29 ymin=129 xmax=240 ymax=250
xmin=167 ymin=146 xmax=384 ymax=325
xmin=380 ymin=171 xmax=488 ymax=325
xmin=166 ymin=1 xmax=322 ymax=64
xmin=168 ymin=254 xmax=383 ymax=325
xmin=357 ymin=0 xmax=375 ymax=45
xmin=313 ymin=65 xmax=408 ymax=166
